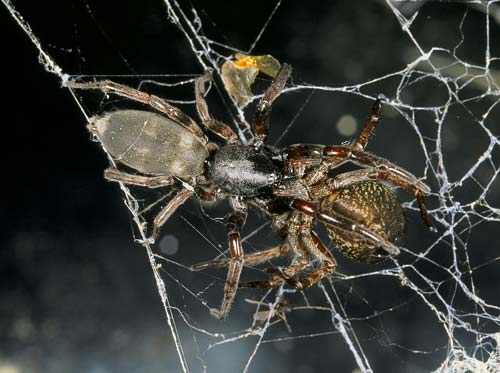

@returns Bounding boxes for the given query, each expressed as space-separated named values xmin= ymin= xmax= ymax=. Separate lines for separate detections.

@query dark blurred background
xmin=1 ymin=1 xmax=499 ymax=372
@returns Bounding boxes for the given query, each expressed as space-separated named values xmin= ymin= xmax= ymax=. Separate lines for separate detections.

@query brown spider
xmin=66 ymin=62 xmax=430 ymax=319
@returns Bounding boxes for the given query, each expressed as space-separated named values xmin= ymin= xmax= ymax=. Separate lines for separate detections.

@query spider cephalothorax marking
xmin=67 ymin=62 xmax=430 ymax=318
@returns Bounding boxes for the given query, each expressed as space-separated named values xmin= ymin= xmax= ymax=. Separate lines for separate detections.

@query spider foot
xmin=209 ymin=308 xmax=226 ymax=319
xmin=377 ymin=93 xmax=387 ymax=102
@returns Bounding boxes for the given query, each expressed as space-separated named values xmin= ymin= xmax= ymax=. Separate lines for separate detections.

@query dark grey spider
xmin=66 ymin=63 xmax=430 ymax=319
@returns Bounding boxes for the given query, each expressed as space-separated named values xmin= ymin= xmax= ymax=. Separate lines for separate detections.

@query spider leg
xmin=310 ymin=167 xmax=431 ymax=221
xmin=239 ymin=211 xmax=305 ymax=289
xmin=338 ymin=168 xmax=430 ymax=226
xmin=191 ymin=244 xmax=291 ymax=270
xmin=195 ymin=73 xmax=240 ymax=144
xmin=278 ymin=98 xmax=380 ymax=180
xmin=323 ymin=147 xmax=430 ymax=192
xmin=66 ymin=80 xmax=207 ymax=142
xmin=266 ymin=216 xmax=336 ymax=289
xmin=291 ymin=198 xmax=401 ymax=257
xmin=240 ymin=215 xmax=337 ymax=289
xmin=104 ymin=168 xmax=174 ymax=188
xmin=285 ymin=231 xmax=337 ymax=289
xmin=102 ymin=167 xmax=190 ymax=239
xmin=151 ymin=188 xmax=194 ymax=240
xmin=354 ymin=98 xmax=382 ymax=150
xmin=322 ymin=147 xmax=431 ymax=226
xmin=269 ymin=213 xmax=312 ymax=282
xmin=238 ymin=276 xmax=285 ymax=289
xmin=252 ymin=64 xmax=292 ymax=146
xmin=209 ymin=197 xmax=247 ymax=319
xmin=278 ymin=147 xmax=431 ymax=228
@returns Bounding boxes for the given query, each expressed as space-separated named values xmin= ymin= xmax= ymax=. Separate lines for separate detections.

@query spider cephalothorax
xmin=67 ymin=62 xmax=430 ymax=318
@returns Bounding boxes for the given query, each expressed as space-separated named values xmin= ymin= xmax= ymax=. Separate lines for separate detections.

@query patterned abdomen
xmin=320 ymin=181 xmax=405 ymax=263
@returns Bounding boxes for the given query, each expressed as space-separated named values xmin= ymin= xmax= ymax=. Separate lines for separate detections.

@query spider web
xmin=2 ymin=0 xmax=500 ymax=372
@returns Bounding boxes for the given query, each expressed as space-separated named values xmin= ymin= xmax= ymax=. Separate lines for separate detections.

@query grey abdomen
xmin=93 ymin=110 xmax=208 ymax=178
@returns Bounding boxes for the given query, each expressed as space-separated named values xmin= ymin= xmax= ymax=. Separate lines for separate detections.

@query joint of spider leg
xmin=371 ymin=98 xmax=382 ymax=115
xmin=150 ymin=227 xmax=160 ymax=243
xmin=226 ymin=218 xmax=244 ymax=233
xmin=198 ymin=189 xmax=217 ymax=203
xmin=290 ymin=199 xmax=318 ymax=216
xmin=209 ymin=308 xmax=225 ymax=319
xmin=200 ymin=69 xmax=213 ymax=83
xmin=257 ymin=99 xmax=269 ymax=110
xmin=86 ymin=124 xmax=99 ymax=136
xmin=284 ymin=278 xmax=304 ymax=290
xmin=252 ymin=138 xmax=265 ymax=150
xmin=323 ymin=146 xmax=351 ymax=158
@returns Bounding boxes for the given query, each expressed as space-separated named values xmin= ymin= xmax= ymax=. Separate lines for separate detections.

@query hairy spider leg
xmin=191 ymin=244 xmax=291 ymax=270
xmin=101 ymin=167 xmax=192 ymax=240
xmin=279 ymin=98 xmax=381 ymax=185
xmin=191 ymin=196 xmax=323 ymax=288
xmin=354 ymin=98 xmax=382 ymax=150
xmin=104 ymin=168 xmax=175 ymax=188
xmin=309 ymin=168 xmax=430 ymax=226
xmin=209 ymin=197 xmax=248 ymax=319
xmin=240 ymin=213 xmax=337 ymax=289
xmin=322 ymin=146 xmax=432 ymax=226
xmin=292 ymin=198 xmax=401 ymax=256
xmin=262 ymin=211 xmax=311 ymax=287
xmin=66 ymin=80 xmax=207 ymax=142
xmin=195 ymin=73 xmax=240 ymax=144
xmin=252 ymin=64 xmax=292 ymax=146
xmin=151 ymin=188 xmax=194 ymax=240
xmin=284 ymin=229 xmax=336 ymax=289
xmin=280 ymin=144 xmax=431 ymax=226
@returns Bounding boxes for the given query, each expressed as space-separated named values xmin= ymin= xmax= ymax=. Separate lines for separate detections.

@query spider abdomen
xmin=91 ymin=110 xmax=208 ymax=178
xmin=320 ymin=181 xmax=405 ymax=263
